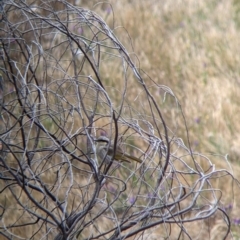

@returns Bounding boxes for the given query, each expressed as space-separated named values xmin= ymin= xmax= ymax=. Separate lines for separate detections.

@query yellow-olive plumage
xmin=95 ymin=136 xmax=142 ymax=164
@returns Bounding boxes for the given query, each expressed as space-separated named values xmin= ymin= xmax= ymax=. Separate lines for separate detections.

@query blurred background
xmin=1 ymin=0 xmax=240 ymax=238
xmin=81 ymin=0 xmax=240 ymax=235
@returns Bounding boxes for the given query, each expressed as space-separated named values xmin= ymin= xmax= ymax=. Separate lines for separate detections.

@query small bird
xmin=95 ymin=136 xmax=142 ymax=164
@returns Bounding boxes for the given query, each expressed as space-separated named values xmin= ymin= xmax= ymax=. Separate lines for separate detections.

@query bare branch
xmin=0 ymin=1 xmax=236 ymax=239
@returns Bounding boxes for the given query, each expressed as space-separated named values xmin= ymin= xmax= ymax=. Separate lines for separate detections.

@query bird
xmin=95 ymin=136 xmax=142 ymax=164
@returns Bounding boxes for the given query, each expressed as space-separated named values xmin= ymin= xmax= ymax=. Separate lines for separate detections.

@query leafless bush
xmin=0 ymin=1 xmax=235 ymax=239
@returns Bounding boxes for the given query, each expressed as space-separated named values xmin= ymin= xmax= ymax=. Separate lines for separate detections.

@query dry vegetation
xmin=0 ymin=0 xmax=240 ymax=239
xmin=106 ymin=0 xmax=240 ymax=237
xmin=103 ymin=0 xmax=240 ymax=155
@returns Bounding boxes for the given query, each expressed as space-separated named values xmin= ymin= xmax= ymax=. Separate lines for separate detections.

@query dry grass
xmin=90 ymin=0 xmax=240 ymax=237
xmin=0 ymin=0 xmax=240 ymax=239
xmin=82 ymin=0 xmax=240 ymax=155
xmin=104 ymin=0 xmax=240 ymax=154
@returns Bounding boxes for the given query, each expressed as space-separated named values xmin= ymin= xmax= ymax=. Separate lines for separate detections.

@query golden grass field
xmin=87 ymin=0 xmax=240 ymax=238
xmin=1 ymin=0 xmax=240 ymax=239
xmin=102 ymin=0 xmax=240 ymax=156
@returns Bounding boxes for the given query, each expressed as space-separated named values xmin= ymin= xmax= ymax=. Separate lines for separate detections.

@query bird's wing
xmin=107 ymin=147 xmax=130 ymax=163
xmin=109 ymin=147 xmax=141 ymax=163
xmin=97 ymin=145 xmax=130 ymax=163
xmin=124 ymin=153 xmax=142 ymax=163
